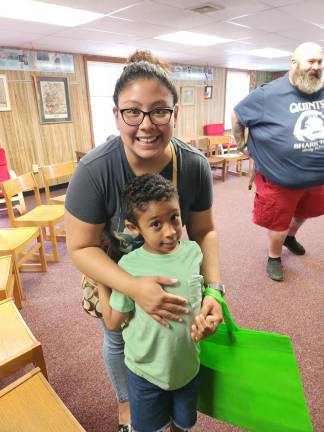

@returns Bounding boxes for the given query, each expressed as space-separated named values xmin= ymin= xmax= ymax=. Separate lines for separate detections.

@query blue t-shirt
xmin=235 ymin=76 xmax=324 ymax=189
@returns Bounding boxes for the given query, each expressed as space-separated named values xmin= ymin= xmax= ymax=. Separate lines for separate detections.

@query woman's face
xmin=114 ymin=78 xmax=178 ymax=161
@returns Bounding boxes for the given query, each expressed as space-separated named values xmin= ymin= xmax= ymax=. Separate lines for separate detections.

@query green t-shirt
xmin=110 ymin=240 xmax=203 ymax=390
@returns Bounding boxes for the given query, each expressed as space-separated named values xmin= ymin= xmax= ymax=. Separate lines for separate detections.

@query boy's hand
xmin=190 ymin=296 xmax=223 ymax=342
xmin=191 ymin=314 xmax=220 ymax=342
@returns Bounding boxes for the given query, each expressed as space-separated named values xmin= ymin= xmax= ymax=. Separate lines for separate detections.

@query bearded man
xmin=231 ymin=42 xmax=324 ymax=281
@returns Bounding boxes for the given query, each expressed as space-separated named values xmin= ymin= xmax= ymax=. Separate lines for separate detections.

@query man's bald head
xmin=289 ymin=42 xmax=323 ymax=94
xmin=292 ymin=42 xmax=323 ymax=64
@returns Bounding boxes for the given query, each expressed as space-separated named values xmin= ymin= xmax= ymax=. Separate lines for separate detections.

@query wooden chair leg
xmin=12 ymin=251 xmax=25 ymax=300
xmin=49 ymin=224 xmax=60 ymax=262
xmin=222 ymin=161 xmax=226 ymax=181
xmin=33 ymin=344 xmax=48 ymax=379
xmin=16 ymin=192 xmax=26 ymax=214
xmin=38 ymin=231 xmax=48 ymax=271
xmin=237 ymin=158 xmax=242 ymax=176
xmin=12 ymin=261 xmax=23 ymax=309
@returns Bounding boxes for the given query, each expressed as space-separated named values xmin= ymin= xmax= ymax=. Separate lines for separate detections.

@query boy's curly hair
xmin=122 ymin=174 xmax=178 ymax=226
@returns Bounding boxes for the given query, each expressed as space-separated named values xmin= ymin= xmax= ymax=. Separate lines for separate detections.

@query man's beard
xmin=290 ymin=65 xmax=323 ymax=94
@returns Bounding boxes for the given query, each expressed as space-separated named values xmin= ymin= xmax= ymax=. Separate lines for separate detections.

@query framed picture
xmin=204 ymin=85 xmax=213 ymax=99
xmin=181 ymin=86 xmax=195 ymax=106
xmin=34 ymin=76 xmax=72 ymax=123
xmin=0 ymin=74 xmax=11 ymax=111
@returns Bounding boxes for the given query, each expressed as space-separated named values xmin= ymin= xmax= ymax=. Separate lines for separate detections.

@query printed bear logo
xmin=293 ymin=110 xmax=324 ymax=141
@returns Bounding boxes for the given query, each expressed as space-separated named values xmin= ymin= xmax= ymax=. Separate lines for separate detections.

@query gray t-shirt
xmin=65 ymin=137 xmax=213 ymax=261
xmin=235 ymin=75 xmax=324 ymax=189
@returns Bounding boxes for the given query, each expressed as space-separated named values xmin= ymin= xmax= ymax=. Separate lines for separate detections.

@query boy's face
xmin=133 ymin=197 xmax=182 ymax=254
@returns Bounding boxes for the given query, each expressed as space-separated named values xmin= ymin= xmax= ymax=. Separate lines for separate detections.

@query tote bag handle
xmin=203 ymin=288 xmax=239 ymax=333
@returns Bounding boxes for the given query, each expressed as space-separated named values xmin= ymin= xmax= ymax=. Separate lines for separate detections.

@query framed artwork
xmin=181 ymin=86 xmax=195 ymax=106
xmin=204 ymin=85 xmax=213 ymax=99
xmin=0 ymin=74 xmax=11 ymax=111
xmin=34 ymin=76 xmax=72 ymax=123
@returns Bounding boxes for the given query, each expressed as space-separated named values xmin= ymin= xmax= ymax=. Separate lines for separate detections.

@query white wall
xmin=87 ymin=61 xmax=124 ymax=146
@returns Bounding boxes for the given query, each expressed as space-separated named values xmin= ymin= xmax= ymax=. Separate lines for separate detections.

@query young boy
xmin=101 ymin=174 xmax=218 ymax=432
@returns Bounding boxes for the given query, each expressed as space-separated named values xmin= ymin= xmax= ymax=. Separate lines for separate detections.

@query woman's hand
xmin=190 ymin=295 xmax=223 ymax=342
xmin=130 ymin=276 xmax=188 ymax=328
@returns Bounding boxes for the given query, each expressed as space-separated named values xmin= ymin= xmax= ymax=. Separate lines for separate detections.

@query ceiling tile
xmin=40 ymin=0 xmax=145 ymax=15
xmin=0 ymin=0 xmax=323 ymax=71
xmin=231 ymin=8 xmax=306 ymax=32
xmin=0 ymin=17 xmax=66 ymax=35
xmin=84 ymin=16 xmax=173 ymax=38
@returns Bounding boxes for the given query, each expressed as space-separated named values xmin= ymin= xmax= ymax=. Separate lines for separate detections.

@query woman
xmin=65 ymin=50 xmax=223 ymax=432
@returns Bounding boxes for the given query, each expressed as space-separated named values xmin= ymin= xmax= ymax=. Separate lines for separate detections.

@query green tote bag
xmin=198 ymin=292 xmax=313 ymax=432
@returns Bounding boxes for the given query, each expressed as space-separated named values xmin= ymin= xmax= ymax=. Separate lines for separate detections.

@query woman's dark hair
xmin=113 ymin=50 xmax=178 ymax=106
xmin=122 ymin=174 xmax=178 ymax=226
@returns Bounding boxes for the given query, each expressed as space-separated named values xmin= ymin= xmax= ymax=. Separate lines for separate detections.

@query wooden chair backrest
xmin=41 ymin=161 xmax=76 ymax=181
xmin=209 ymin=135 xmax=230 ymax=145
xmin=0 ymin=173 xmax=41 ymax=221
xmin=196 ymin=137 xmax=210 ymax=156
xmin=75 ymin=150 xmax=86 ymax=162
xmin=209 ymin=143 xmax=224 ymax=156
xmin=41 ymin=161 xmax=76 ymax=204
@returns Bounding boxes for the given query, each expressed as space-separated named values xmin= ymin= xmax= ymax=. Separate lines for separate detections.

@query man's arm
xmin=231 ymin=111 xmax=247 ymax=152
xmin=187 ymin=208 xmax=223 ymax=340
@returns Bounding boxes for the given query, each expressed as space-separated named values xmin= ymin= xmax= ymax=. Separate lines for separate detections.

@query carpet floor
xmin=0 ymin=172 xmax=323 ymax=431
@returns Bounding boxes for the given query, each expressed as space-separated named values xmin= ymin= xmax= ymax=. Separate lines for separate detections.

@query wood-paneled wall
xmin=0 ymin=55 xmax=93 ymax=179
xmin=174 ymin=67 xmax=226 ymax=139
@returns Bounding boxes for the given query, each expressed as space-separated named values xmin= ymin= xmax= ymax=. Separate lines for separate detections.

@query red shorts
xmin=253 ymin=172 xmax=324 ymax=231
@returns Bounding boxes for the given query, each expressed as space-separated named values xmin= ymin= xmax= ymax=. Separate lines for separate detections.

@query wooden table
xmin=0 ymin=255 xmax=22 ymax=309
xmin=0 ymin=368 xmax=85 ymax=431
xmin=0 ymin=298 xmax=47 ymax=379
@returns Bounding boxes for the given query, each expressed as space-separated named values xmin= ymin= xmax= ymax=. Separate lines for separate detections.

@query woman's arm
xmin=97 ymin=284 xmax=129 ymax=331
xmin=187 ymin=208 xmax=223 ymax=339
xmin=65 ymin=210 xmax=188 ymax=326
xmin=187 ymin=208 xmax=221 ymax=283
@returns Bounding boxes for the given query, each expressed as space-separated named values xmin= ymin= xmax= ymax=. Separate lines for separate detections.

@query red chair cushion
xmin=204 ymin=124 xmax=224 ymax=136
xmin=0 ymin=148 xmax=10 ymax=197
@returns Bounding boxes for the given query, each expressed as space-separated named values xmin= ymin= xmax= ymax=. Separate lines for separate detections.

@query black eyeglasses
xmin=119 ymin=107 xmax=174 ymax=126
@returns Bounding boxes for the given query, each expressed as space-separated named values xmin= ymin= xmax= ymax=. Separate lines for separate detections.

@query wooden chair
xmin=0 ymin=148 xmax=26 ymax=215
xmin=0 ymin=227 xmax=47 ymax=272
xmin=209 ymin=137 xmax=243 ymax=177
xmin=40 ymin=161 xmax=76 ymax=204
xmin=75 ymin=150 xmax=86 ymax=162
xmin=208 ymin=155 xmax=226 ymax=181
xmin=0 ymin=368 xmax=86 ymax=431
xmin=0 ymin=172 xmax=65 ymax=262
xmin=0 ymin=298 xmax=47 ymax=380
xmin=0 ymin=227 xmax=47 ymax=301
xmin=194 ymin=137 xmax=210 ymax=157
xmin=188 ymin=137 xmax=226 ymax=181
xmin=0 ymin=255 xmax=22 ymax=309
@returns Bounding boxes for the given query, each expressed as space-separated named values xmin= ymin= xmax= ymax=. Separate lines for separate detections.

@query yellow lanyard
xmin=170 ymin=142 xmax=177 ymax=190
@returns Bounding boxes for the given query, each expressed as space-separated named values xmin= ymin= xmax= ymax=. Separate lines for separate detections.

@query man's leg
xmin=268 ymin=229 xmax=289 ymax=258
xmin=287 ymin=217 xmax=306 ymax=236
xmin=101 ymin=322 xmax=131 ymax=429
xmin=267 ymin=229 xmax=289 ymax=281
xmin=283 ymin=217 xmax=306 ymax=255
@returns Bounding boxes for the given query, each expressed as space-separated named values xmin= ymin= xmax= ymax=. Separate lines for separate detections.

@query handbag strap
xmin=170 ymin=142 xmax=177 ymax=190
xmin=203 ymin=288 xmax=239 ymax=333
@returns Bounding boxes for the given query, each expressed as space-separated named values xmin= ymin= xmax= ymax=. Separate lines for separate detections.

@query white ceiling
xmin=1 ymin=0 xmax=324 ymax=71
